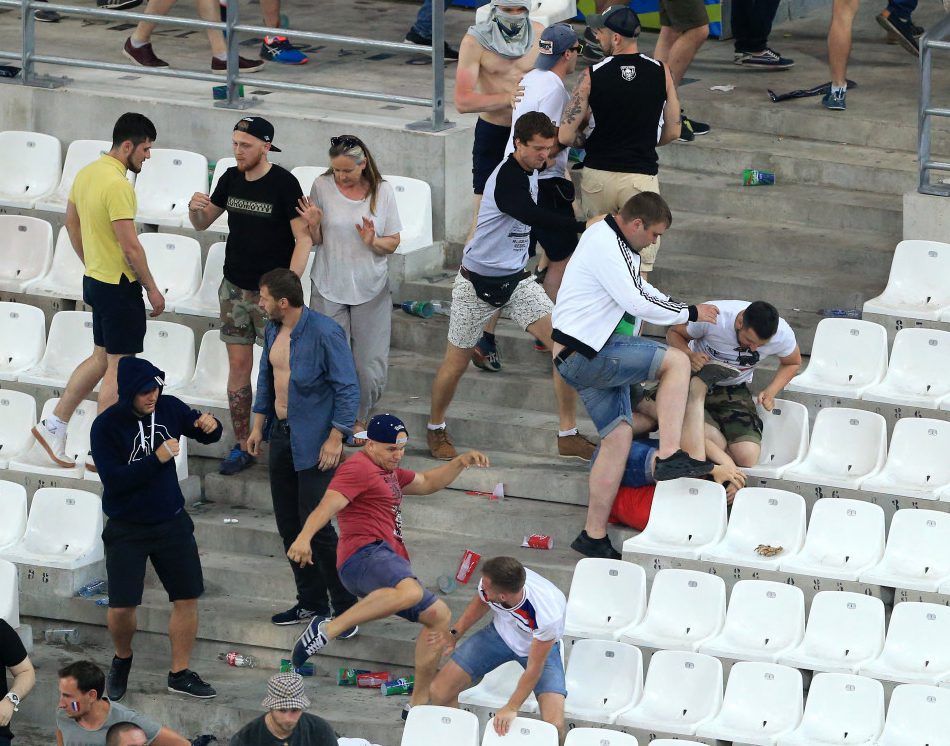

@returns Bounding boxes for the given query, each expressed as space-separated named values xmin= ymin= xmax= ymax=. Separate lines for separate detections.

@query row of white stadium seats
xmin=0 ymin=133 xmax=433 ymax=246
xmin=626 ymin=483 xmax=950 ymax=591
xmin=863 ymin=239 xmax=950 ymax=321
xmin=787 ymin=318 xmax=950 ymax=408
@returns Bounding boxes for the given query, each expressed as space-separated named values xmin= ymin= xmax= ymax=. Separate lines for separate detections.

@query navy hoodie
xmin=90 ymin=357 xmax=223 ymax=523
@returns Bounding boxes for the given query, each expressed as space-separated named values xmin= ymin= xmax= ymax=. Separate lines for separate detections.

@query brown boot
xmin=427 ymin=427 xmax=457 ymax=460
xmin=558 ymin=432 xmax=597 ymax=461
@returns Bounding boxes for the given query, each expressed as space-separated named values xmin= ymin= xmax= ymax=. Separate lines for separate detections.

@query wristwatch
xmin=449 ymin=628 xmax=459 ymax=637
xmin=4 ymin=692 xmax=19 ymax=711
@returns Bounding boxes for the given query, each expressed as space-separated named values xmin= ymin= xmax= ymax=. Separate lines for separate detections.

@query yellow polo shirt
xmin=68 ymin=155 xmax=137 ymax=284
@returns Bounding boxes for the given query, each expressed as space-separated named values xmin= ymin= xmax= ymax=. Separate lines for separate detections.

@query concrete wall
xmin=904 ymin=190 xmax=950 ymax=240
xmin=0 ymin=82 xmax=476 ymax=243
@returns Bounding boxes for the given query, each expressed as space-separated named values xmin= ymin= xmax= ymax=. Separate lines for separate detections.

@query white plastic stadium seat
xmin=621 ymin=478 xmax=727 ymax=560
xmin=291 ymin=165 xmax=326 ymax=195
xmin=482 ymin=717 xmax=559 ymax=746
xmin=778 ymin=592 xmax=886 ymax=675
xmin=0 ymin=215 xmax=54 ymax=293
xmin=861 ymin=418 xmax=950 ymax=500
xmin=0 ymin=302 xmax=46 ymax=382
xmin=616 ymin=650 xmax=723 ymax=736
xmin=563 ymin=639 xmax=643 ymax=724
xmin=138 ymin=233 xmax=203 ymax=312
xmin=620 ymin=569 xmax=726 ymax=652
xmin=8 ymin=398 xmax=97 ymax=479
xmin=775 ymin=673 xmax=884 ymax=746
xmin=782 ymin=408 xmax=887 ymax=489
xmin=134 ymin=148 xmax=208 ymax=227
xmin=564 ymin=559 xmax=647 ymax=642
xmin=474 ymin=0 xmax=578 ymax=29
xmin=167 ymin=330 xmax=261 ymax=408
xmin=564 ymin=729 xmax=638 ymax=746
xmin=24 ymin=226 xmax=85 ymax=302
xmin=778 ymin=498 xmax=885 ymax=582
xmin=877 ymin=684 xmax=950 ymax=746
xmin=0 ymin=487 xmax=104 ymax=570
xmin=17 ymin=311 xmax=94 ymax=389
xmin=0 ymin=131 xmax=62 ymax=208
xmin=863 ymin=329 xmax=950 ymax=408
xmin=175 ymin=242 xmax=226 ymax=318
xmin=699 ymin=580 xmax=805 ymax=663
xmin=34 ymin=139 xmax=118 ymax=213
xmin=0 ymin=559 xmax=19 ymax=627
xmin=0 ymin=391 xmax=36 ymax=468
xmin=859 ymin=602 xmax=950 ymax=685
xmin=401 ymin=705 xmax=479 ymax=746
xmin=744 ymin=399 xmax=809 ymax=479
xmin=860 ymin=509 xmax=950 ymax=592
xmin=700 ymin=488 xmax=806 ymax=571
xmin=458 ymin=660 xmax=539 ymax=715
xmin=385 ymin=174 xmax=434 ymax=253
xmin=863 ymin=240 xmax=950 ymax=321
xmin=786 ymin=318 xmax=888 ymax=397
xmin=142 ymin=321 xmax=196 ymax=389
xmin=207 ymin=157 xmax=235 ymax=234
xmin=696 ymin=662 xmax=803 ymax=746
xmin=0 ymin=482 xmax=28 ymax=552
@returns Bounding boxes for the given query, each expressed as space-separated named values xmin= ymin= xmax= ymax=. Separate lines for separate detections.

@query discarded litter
xmin=491 ymin=483 xmax=504 ymax=501
xmin=223 ymin=517 xmax=239 ymax=524
xmin=742 ymin=169 xmax=775 ymax=186
xmin=456 ymin=549 xmax=481 ymax=584
xmin=522 ymin=534 xmax=554 ymax=550
xmin=357 ymin=672 xmax=391 ymax=689
xmin=819 ymin=308 xmax=862 ymax=319
xmin=218 ymin=651 xmax=256 ymax=667
xmin=76 ymin=579 xmax=108 ymax=598
xmin=381 ymin=676 xmax=415 ymax=696
xmin=710 ymin=84 xmax=734 ymax=92
xmin=95 ymin=597 xmax=110 ymax=606
xmin=338 ymin=667 xmax=371 ymax=686
xmin=281 ymin=658 xmax=315 ymax=676
xmin=45 ymin=628 xmax=81 ymax=645
xmin=755 ymin=544 xmax=783 ymax=557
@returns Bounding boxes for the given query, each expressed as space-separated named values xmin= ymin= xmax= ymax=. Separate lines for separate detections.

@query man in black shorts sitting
xmin=90 ymin=357 xmax=223 ymax=701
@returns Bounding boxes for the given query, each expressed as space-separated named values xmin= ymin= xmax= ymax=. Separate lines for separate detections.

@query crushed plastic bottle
xmin=818 ymin=308 xmax=862 ymax=319
xmin=218 ymin=651 xmax=256 ymax=667
xmin=45 ymin=628 xmax=81 ymax=645
xmin=76 ymin=579 xmax=108 ymax=597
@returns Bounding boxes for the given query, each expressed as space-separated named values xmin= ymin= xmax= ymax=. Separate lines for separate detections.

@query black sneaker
xmin=734 ymin=48 xmax=795 ymax=69
xmin=97 ymin=0 xmax=143 ymax=8
xmin=582 ymin=27 xmax=604 ymax=61
xmin=695 ymin=361 xmax=742 ymax=389
xmin=677 ymin=118 xmax=695 ymax=142
xmin=570 ymin=530 xmax=621 ymax=560
xmin=876 ymin=10 xmax=919 ymax=55
xmin=107 ymin=654 xmax=132 ymax=702
xmin=168 ymin=669 xmax=217 ymax=699
xmin=682 ymin=110 xmax=710 ymax=136
xmin=404 ymin=28 xmax=460 ymax=60
xmin=271 ymin=604 xmax=322 ymax=626
xmin=402 ymin=703 xmax=413 ymax=721
xmin=654 ymin=450 xmax=715 ymax=481
xmin=33 ymin=0 xmax=61 ymax=22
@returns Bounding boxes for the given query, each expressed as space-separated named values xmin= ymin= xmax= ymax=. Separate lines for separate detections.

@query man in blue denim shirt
xmin=248 ymin=268 xmax=360 ymax=630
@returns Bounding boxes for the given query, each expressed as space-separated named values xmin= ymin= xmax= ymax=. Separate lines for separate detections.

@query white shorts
xmin=447 ymin=271 xmax=553 ymax=349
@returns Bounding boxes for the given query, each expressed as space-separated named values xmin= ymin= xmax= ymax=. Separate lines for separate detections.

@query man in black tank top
xmin=558 ymin=5 xmax=680 ymax=279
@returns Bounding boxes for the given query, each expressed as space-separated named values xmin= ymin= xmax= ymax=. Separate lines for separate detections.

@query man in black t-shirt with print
xmin=188 ymin=117 xmax=311 ymax=476
xmin=0 ymin=618 xmax=34 ymax=746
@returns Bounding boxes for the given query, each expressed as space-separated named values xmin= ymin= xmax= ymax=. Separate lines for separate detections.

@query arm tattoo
xmin=561 ymin=70 xmax=589 ymax=126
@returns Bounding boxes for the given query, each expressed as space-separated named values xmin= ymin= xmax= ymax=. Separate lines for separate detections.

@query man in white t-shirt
xmin=429 ymin=557 xmax=567 ymax=740
xmin=667 ymin=300 xmax=802 ymax=467
xmin=505 ymin=23 xmax=581 ymax=303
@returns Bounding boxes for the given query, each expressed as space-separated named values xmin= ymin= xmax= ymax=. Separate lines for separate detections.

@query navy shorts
xmin=338 ymin=540 xmax=437 ymax=623
xmin=531 ymin=177 xmax=579 ymax=262
xmin=82 ymin=274 xmax=146 ymax=355
xmin=103 ymin=510 xmax=204 ymax=607
xmin=473 ymin=118 xmax=512 ymax=195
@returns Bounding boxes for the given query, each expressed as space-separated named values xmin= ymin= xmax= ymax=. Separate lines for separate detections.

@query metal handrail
xmin=0 ymin=0 xmax=451 ymax=131
xmin=918 ymin=12 xmax=950 ymax=195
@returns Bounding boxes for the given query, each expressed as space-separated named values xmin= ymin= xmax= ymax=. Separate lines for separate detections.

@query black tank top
xmin=585 ymin=53 xmax=668 ymax=176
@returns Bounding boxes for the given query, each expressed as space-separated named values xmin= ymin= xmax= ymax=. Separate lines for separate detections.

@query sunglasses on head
xmin=330 ymin=135 xmax=362 ymax=150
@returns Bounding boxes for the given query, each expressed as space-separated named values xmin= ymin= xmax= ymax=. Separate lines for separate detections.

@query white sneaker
xmin=31 ymin=420 xmax=73 ymax=467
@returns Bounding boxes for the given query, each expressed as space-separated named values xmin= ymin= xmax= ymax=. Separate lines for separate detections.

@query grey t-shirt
xmin=230 ymin=713 xmax=337 ymax=746
xmin=56 ymin=700 xmax=161 ymax=746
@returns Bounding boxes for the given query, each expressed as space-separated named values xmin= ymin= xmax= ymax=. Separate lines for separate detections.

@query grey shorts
xmin=447 ymin=271 xmax=552 ymax=349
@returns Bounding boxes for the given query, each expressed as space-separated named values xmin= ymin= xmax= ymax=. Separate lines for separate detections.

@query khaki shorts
xmin=580 ymin=168 xmax=662 ymax=271
xmin=447 ymin=271 xmax=553 ymax=349
xmin=704 ymin=384 xmax=764 ymax=445
xmin=659 ymin=0 xmax=710 ymax=30
xmin=218 ymin=277 xmax=266 ymax=346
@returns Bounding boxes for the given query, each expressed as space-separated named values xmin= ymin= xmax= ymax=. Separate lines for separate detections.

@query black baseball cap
xmin=233 ymin=116 xmax=282 ymax=152
xmin=587 ymin=5 xmax=641 ymax=37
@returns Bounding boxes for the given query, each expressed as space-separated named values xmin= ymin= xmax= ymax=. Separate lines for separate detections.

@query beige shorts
xmin=580 ymin=168 xmax=662 ymax=271
xmin=447 ymin=271 xmax=553 ymax=349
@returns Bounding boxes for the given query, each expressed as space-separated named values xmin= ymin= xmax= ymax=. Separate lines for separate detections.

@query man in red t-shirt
xmin=288 ymin=413 xmax=488 ymax=711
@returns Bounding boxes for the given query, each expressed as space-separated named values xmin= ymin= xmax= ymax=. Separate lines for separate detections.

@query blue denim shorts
xmin=338 ymin=541 xmax=437 ymax=623
xmin=556 ymin=334 xmax=667 ymax=437
xmin=451 ymin=623 xmax=567 ymax=697
xmin=593 ymin=438 xmax=659 ymax=488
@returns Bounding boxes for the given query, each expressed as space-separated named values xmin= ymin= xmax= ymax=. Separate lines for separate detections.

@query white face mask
xmin=495 ymin=9 xmax=528 ymax=37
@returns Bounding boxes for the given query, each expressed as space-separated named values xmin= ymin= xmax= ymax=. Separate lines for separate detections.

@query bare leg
xmin=97 ymin=353 xmax=131 ymax=414
xmin=541 ymin=258 xmax=568 ymax=303
xmin=196 ymin=0 xmax=227 ymax=57
xmin=429 ymin=659 xmax=471 ymax=708
xmin=654 ymin=25 xmax=709 ymax=86
xmin=130 ymin=0 xmax=177 ymax=45
xmin=108 ymin=607 xmax=137 ymax=658
xmin=586 ymin=422 xmax=633 ymax=538
xmin=260 ymin=0 xmax=280 ymax=26
xmin=226 ymin=343 xmax=254 ymax=451
xmin=828 ymin=0 xmax=859 ymax=85
xmin=410 ymin=601 xmax=452 ymax=707
xmin=704 ymin=423 xmax=735 ymax=467
xmin=54 ymin=346 xmax=108 ymax=421
xmin=527 ymin=314 xmax=577 ymax=431
xmin=680 ymin=377 xmax=709 ymax=460
xmin=654 ymin=347 xmax=691 ymax=458
xmin=324 ymin=578 xmax=424 ymax=639
xmin=483 ymin=311 xmax=500 ymax=336
xmin=728 ymin=440 xmax=761 ymax=467
xmin=429 ymin=343 xmax=472 ymax=425
xmin=169 ymin=598 xmax=198 ymax=672
xmin=537 ymin=692 xmax=566 ymax=745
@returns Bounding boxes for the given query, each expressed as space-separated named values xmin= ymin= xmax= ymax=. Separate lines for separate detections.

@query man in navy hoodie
xmin=90 ymin=357 xmax=223 ymax=703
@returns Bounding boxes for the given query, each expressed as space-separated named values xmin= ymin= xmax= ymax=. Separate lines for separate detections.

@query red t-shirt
xmin=608 ymin=484 xmax=656 ymax=531
xmin=329 ymin=451 xmax=417 ymax=569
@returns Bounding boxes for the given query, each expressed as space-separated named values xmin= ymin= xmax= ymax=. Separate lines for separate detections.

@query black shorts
xmin=103 ymin=511 xmax=204 ymax=607
xmin=82 ymin=275 xmax=146 ymax=355
xmin=531 ymin=177 xmax=579 ymax=262
xmin=472 ymin=118 xmax=512 ymax=195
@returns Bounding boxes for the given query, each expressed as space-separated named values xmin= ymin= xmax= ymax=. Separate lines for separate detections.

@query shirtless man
xmin=455 ymin=0 xmax=543 ymax=372
xmin=247 ymin=269 xmax=361 ymax=631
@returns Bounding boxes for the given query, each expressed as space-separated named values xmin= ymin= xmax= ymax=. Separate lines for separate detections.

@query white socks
xmin=559 ymin=428 xmax=578 ymax=438
xmin=427 ymin=422 xmax=446 ymax=431
xmin=45 ymin=414 xmax=68 ymax=434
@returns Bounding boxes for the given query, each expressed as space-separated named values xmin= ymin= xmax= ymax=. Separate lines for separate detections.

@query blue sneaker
xmin=271 ymin=605 xmax=323 ymax=626
xmin=292 ymin=617 xmax=329 ymax=669
xmin=219 ymin=444 xmax=255 ymax=475
xmin=261 ymin=36 xmax=308 ymax=64
xmin=822 ymin=88 xmax=846 ymax=111
xmin=471 ymin=334 xmax=502 ymax=372
xmin=337 ymin=623 xmax=359 ymax=639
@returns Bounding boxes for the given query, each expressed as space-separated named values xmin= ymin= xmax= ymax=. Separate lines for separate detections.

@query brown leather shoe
xmin=558 ymin=432 xmax=597 ymax=461
xmin=123 ymin=37 xmax=169 ymax=67
xmin=211 ymin=55 xmax=265 ymax=73
xmin=427 ymin=428 xmax=457 ymax=460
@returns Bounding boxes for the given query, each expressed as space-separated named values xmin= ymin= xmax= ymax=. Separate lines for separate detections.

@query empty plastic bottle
xmin=818 ymin=308 xmax=862 ymax=319
xmin=45 ymin=628 xmax=81 ymax=644
xmin=218 ymin=651 xmax=256 ymax=667
xmin=76 ymin=579 xmax=108 ymax=598
xmin=431 ymin=301 xmax=451 ymax=316
xmin=400 ymin=300 xmax=434 ymax=319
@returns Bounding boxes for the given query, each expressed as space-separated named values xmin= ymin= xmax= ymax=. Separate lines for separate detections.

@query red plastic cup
xmin=522 ymin=534 xmax=554 ymax=550
xmin=455 ymin=549 xmax=481 ymax=584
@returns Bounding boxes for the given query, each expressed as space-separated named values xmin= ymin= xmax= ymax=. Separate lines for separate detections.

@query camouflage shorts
xmin=704 ymin=384 xmax=764 ymax=445
xmin=218 ymin=277 xmax=266 ymax=346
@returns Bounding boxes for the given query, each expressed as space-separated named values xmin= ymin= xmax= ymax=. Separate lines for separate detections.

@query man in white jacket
xmin=552 ymin=191 xmax=724 ymax=559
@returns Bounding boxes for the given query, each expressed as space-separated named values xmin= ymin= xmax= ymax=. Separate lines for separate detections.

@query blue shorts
xmin=451 ymin=623 xmax=567 ymax=698
xmin=592 ymin=438 xmax=659 ymax=488
xmin=556 ymin=334 xmax=667 ymax=437
xmin=82 ymin=274 xmax=146 ymax=355
xmin=338 ymin=540 xmax=437 ymax=623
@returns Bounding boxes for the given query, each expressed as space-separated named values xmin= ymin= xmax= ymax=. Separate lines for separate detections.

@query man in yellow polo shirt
xmin=32 ymin=112 xmax=166 ymax=469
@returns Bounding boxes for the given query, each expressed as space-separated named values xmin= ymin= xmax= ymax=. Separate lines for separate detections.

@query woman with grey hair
xmin=296 ymin=135 xmax=402 ymax=438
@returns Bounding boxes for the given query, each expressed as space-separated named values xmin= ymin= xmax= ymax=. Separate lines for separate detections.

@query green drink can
xmin=380 ymin=676 xmax=415 ymax=696
xmin=280 ymin=659 xmax=314 ymax=676
xmin=742 ymin=169 xmax=775 ymax=186
xmin=337 ymin=667 xmax=370 ymax=686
